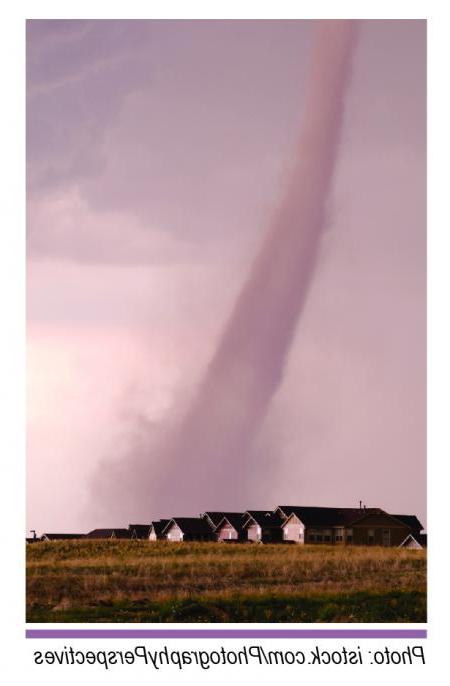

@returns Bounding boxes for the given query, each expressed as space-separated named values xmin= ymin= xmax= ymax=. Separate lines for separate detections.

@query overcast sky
xmin=26 ymin=19 xmax=426 ymax=533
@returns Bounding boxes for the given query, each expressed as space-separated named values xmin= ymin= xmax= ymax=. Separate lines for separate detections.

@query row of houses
xmin=29 ymin=504 xmax=427 ymax=548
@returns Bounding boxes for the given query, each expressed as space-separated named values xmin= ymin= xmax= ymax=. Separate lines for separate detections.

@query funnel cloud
xmin=141 ymin=21 xmax=359 ymax=514
xmin=26 ymin=20 xmax=426 ymax=532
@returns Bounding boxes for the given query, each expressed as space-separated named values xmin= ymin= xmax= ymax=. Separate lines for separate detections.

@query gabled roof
xmin=128 ymin=524 xmax=151 ymax=538
xmin=278 ymin=506 xmax=386 ymax=527
xmin=150 ymin=519 xmax=170 ymax=535
xmin=399 ymin=533 xmax=427 ymax=549
xmin=202 ymin=512 xmax=245 ymax=529
xmin=390 ymin=515 xmax=423 ymax=532
xmin=338 ymin=508 xmax=387 ymax=525
xmin=41 ymin=533 xmax=85 ymax=540
xmin=276 ymin=505 xmax=299 ymax=519
xmin=244 ymin=511 xmax=284 ymax=528
xmin=86 ymin=528 xmax=131 ymax=539
xmin=215 ymin=513 xmax=247 ymax=533
xmin=277 ymin=506 xmax=344 ymax=526
xmin=166 ymin=518 xmax=214 ymax=535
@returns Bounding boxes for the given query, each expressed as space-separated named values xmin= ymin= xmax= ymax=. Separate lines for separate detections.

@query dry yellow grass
xmin=26 ymin=540 xmax=426 ymax=622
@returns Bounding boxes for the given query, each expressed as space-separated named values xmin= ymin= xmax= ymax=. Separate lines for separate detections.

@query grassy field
xmin=26 ymin=540 xmax=426 ymax=623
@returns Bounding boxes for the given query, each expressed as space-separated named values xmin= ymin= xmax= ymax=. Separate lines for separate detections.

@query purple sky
xmin=27 ymin=20 xmax=426 ymax=533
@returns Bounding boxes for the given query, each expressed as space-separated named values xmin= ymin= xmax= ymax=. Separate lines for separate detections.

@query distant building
xmin=148 ymin=520 xmax=170 ymax=541
xmin=201 ymin=512 xmax=245 ymax=531
xmin=128 ymin=524 xmax=151 ymax=539
xmin=242 ymin=511 xmax=284 ymax=543
xmin=390 ymin=515 xmax=423 ymax=538
xmin=85 ymin=528 xmax=131 ymax=539
xmin=276 ymin=506 xmax=425 ymax=547
xmin=29 ymin=504 xmax=425 ymax=547
xmin=163 ymin=518 xmax=215 ymax=542
xmin=215 ymin=513 xmax=247 ymax=542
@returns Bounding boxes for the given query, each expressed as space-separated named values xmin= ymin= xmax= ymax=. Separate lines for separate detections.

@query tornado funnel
xmin=151 ymin=20 xmax=358 ymax=514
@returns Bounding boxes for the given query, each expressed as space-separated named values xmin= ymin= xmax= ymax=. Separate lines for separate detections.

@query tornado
xmin=151 ymin=20 xmax=358 ymax=514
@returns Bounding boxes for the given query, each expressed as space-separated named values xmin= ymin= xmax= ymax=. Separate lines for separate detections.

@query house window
xmin=382 ymin=529 xmax=391 ymax=546
xmin=334 ymin=527 xmax=344 ymax=543
xmin=324 ymin=535 xmax=331 ymax=542
xmin=316 ymin=534 xmax=323 ymax=542
xmin=368 ymin=528 xmax=375 ymax=545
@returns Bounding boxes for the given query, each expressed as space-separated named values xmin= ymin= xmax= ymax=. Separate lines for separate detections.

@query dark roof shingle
xmin=202 ymin=512 xmax=245 ymax=528
xmin=390 ymin=515 xmax=423 ymax=532
xmin=215 ymin=513 xmax=247 ymax=532
xmin=244 ymin=511 xmax=284 ymax=528
xmin=168 ymin=518 xmax=214 ymax=535
xmin=41 ymin=533 xmax=85 ymax=540
xmin=277 ymin=506 xmax=386 ymax=527
xmin=128 ymin=524 xmax=151 ymax=538
xmin=151 ymin=519 xmax=170 ymax=536
xmin=86 ymin=528 xmax=131 ymax=539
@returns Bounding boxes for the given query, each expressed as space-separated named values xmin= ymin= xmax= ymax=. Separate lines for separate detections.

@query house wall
xmin=302 ymin=519 xmax=411 ymax=546
xmin=261 ymin=527 xmax=283 ymax=543
xmin=305 ymin=528 xmax=333 ymax=543
xmin=217 ymin=524 xmax=238 ymax=541
xmin=185 ymin=533 xmax=215 ymax=541
xmin=247 ymin=523 xmax=261 ymax=542
xmin=166 ymin=524 xmax=183 ymax=542
xmin=352 ymin=514 xmax=410 ymax=546
xmin=333 ymin=527 xmax=345 ymax=544
xmin=149 ymin=530 xmax=157 ymax=541
xmin=287 ymin=522 xmax=404 ymax=545
xmin=282 ymin=515 xmax=305 ymax=543
xmin=274 ymin=508 xmax=290 ymax=521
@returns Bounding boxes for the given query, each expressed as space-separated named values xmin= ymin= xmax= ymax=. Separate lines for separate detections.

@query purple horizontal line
xmin=26 ymin=629 xmax=427 ymax=639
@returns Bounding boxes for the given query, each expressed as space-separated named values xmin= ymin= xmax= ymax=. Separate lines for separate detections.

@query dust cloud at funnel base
xmin=93 ymin=20 xmax=358 ymax=522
